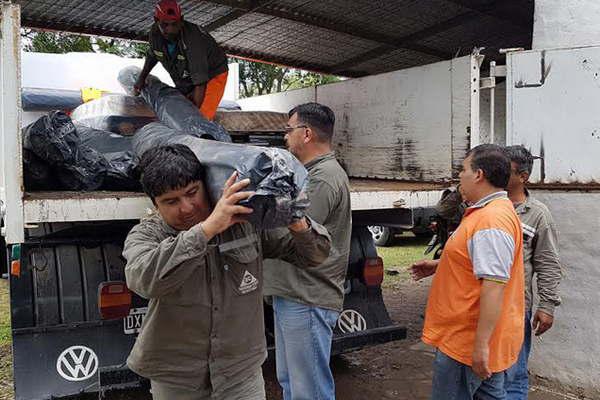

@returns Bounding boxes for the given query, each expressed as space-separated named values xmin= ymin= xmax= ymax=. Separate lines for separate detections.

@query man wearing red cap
xmin=135 ymin=0 xmax=229 ymax=120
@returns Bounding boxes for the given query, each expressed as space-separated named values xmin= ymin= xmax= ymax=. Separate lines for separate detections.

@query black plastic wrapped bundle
xmin=118 ymin=66 xmax=231 ymax=142
xmin=22 ymin=112 xmax=140 ymax=191
xmin=77 ymin=124 xmax=140 ymax=190
xmin=23 ymin=111 xmax=80 ymax=165
xmin=133 ymin=122 xmax=309 ymax=229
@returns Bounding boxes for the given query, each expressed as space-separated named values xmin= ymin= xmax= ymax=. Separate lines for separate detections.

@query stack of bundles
xmin=22 ymin=111 xmax=140 ymax=191
xmin=120 ymin=66 xmax=309 ymax=229
xmin=71 ymin=95 xmax=158 ymax=136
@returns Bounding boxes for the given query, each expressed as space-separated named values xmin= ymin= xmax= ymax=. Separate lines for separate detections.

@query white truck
xmin=2 ymin=1 xmax=600 ymax=399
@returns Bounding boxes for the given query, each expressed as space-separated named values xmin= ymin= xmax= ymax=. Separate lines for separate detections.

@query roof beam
xmin=204 ymin=0 xmax=260 ymax=31
xmin=330 ymin=11 xmax=479 ymax=73
xmin=204 ymin=0 xmax=452 ymax=60
xmin=446 ymin=0 xmax=531 ymax=29
xmin=222 ymin=44 xmax=367 ymax=77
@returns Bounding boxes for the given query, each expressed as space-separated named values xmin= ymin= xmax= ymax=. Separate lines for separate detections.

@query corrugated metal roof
xmin=17 ymin=0 xmax=533 ymax=77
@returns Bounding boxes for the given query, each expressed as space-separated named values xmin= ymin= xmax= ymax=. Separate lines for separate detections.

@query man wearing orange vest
xmin=411 ymin=144 xmax=524 ymax=399
xmin=134 ymin=0 xmax=229 ymax=120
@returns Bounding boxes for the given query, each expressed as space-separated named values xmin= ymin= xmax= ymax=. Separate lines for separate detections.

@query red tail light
xmin=98 ymin=281 xmax=132 ymax=320
xmin=363 ymin=257 xmax=384 ymax=287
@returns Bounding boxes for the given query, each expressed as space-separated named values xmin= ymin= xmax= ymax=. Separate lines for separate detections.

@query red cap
xmin=154 ymin=0 xmax=182 ymax=22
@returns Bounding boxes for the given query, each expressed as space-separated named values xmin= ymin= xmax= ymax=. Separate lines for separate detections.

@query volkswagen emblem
xmin=337 ymin=309 xmax=367 ymax=333
xmin=56 ymin=345 xmax=98 ymax=382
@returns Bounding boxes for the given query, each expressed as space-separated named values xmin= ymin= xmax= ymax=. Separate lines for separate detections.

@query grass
xmin=376 ymin=234 xmax=431 ymax=288
xmin=0 ymin=281 xmax=10 ymax=346
xmin=0 ymin=280 xmax=12 ymax=399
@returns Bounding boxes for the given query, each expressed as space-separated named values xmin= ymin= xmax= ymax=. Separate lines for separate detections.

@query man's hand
xmin=472 ymin=342 xmax=492 ymax=380
xmin=409 ymin=259 xmax=439 ymax=281
xmin=288 ymin=217 xmax=310 ymax=233
xmin=133 ymin=79 xmax=146 ymax=96
xmin=187 ymin=84 xmax=207 ymax=108
xmin=201 ymin=172 xmax=254 ymax=240
xmin=533 ymin=310 xmax=554 ymax=336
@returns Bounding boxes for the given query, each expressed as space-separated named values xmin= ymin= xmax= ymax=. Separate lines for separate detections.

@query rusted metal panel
xmin=507 ymin=46 xmax=600 ymax=184
xmin=23 ymin=193 xmax=153 ymax=224
xmin=317 ymin=61 xmax=452 ymax=181
xmin=214 ymin=110 xmax=287 ymax=132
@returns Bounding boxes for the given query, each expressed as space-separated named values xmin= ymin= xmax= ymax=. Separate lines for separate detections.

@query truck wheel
xmin=368 ymin=225 xmax=394 ymax=246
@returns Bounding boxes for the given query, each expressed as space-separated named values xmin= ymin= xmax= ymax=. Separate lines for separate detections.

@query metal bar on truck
xmin=0 ymin=3 xmax=24 ymax=244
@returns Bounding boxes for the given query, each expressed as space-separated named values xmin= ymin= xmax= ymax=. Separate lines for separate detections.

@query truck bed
xmin=22 ymin=180 xmax=448 ymax=224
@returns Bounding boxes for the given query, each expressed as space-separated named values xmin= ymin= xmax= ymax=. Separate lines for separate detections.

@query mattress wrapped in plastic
xmin=118 ymin=66 xmax=231 ymax=142
xmin=133 ymin=122 xmax=309 ymax=229
xmin=22 ymin=87 xmax=83 ymax=112
xmin=71 ymin=94 xmax=158 ymax=136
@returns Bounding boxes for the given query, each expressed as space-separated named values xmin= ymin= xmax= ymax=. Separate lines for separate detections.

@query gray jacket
xmin=123 ymin=214 xmax=330 ymax=391
xmin=515 ymin=195 xmax=562 ymax=315
xmin=264 ymin=152 xmax=352 ymax=311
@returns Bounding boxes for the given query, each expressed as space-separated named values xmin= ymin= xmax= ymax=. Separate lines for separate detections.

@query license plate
xmin=124 ymin=307 xmax=147 ymax=334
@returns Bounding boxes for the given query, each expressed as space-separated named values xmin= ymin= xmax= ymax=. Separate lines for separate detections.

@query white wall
xmin=237 ymin=86 xmax=316 ymax=112
xmin=533 ymin=0 xmax=600 ymax=49
xmin=529 ymin=191 xmax=600 ymax=398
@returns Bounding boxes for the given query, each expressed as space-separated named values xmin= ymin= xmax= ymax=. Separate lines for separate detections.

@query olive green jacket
xmin=123 ymin=214 xmax=330 ymax=391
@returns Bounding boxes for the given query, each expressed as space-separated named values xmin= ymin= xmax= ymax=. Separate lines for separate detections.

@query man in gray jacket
xmin=264 ymin=103 xmax=352 ymax=400
xmin=503 ymin=145 xmax=563 ymax=399
xmin=123 ymin=144 xmax=331 ymax=400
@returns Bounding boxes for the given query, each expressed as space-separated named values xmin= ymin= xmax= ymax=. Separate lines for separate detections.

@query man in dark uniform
xmin=134 ymin=0 xmax=229 ymax=120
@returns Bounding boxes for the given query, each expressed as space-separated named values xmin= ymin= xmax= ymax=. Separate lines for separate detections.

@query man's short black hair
xmin=137 ymin=144 xmax=205 ymax=200
xmin=504 ymin=145 xmax=534 ymax=175
xmin=466 ymin=144 xmax=511 ymax=189
xmin=289 ymin=102 xmax=335 ymax=142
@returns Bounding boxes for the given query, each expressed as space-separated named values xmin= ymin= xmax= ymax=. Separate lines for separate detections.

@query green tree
xmin=22 ymin=30 xmax=94 ymax=53
xmin=22 ymin=29 xmax=148 ymax=58
xmin=232 ymin=57 xmax=340 ymax=98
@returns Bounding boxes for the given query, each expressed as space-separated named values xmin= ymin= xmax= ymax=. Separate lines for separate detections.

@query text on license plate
xmin=124 ymin=307 xmax=148 ymax=334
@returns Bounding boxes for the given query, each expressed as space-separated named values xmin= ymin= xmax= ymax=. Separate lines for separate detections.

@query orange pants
xmin=199 ymin=71 xmax=228 ymax=120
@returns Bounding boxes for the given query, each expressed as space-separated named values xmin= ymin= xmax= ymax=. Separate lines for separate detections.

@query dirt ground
xmin=0 ymin=275 xmax=580 ymax=399
xmin=262 ymin=280 xmax=576 ymax=400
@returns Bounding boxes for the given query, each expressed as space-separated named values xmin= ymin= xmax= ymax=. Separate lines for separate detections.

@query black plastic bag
xmin=77 ymin=123 xmax=134 ymax=153
xmin=103 ymin=151 xmax=140 ymax=191
xmin=118 ymin=66 xmax=232 ymax=142
xmin=76 ymin=124 xmax=140 ymax=190
xmin=23 ymin=149 xmax=52 ymax=190
xmin=71 ymin=95 xmax=157 ymax=136
xmin=56 ymin=146 xmax=108 ymax=191
xmin=23 ymin=111 xmax=80 ymax=165
xmin=133 ymin=122 xmax=309 ymax=229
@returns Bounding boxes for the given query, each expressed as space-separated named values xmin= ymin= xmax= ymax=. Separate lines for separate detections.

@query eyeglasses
xmin=283 ymin=125 xmax=307 ymax=133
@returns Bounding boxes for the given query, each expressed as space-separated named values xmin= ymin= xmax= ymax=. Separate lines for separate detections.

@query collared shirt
xmin=422 ymin=191 xmax=524 ymax=372
xmin=263 ymin=152 xmax=352 ymax=311
xmin=515 ymin=194 xmax=562 ymax=315
xmin=123 ymin=214 xmax=330 ymax=392
xmin=147 ymin=21 xmax=228 ymax=94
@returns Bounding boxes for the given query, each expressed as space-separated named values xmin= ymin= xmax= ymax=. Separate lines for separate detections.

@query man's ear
xmin=474 ymin=168 xmax=485 ymax=183
xmin=304 ymin=127 xmax=314 ymax=144
xmin=520 ymin=171 xmax=530 ymax=184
